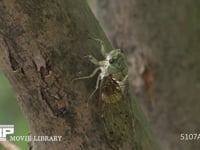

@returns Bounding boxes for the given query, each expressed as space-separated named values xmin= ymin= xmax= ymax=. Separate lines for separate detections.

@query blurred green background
xmin=0 ymin=70 xmax=29 ymax=150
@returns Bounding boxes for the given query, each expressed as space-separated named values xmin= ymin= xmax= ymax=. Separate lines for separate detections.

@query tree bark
xmin=0 ymin=0 xmax=159 ymax=149
xmin=92 ymin=0 xmax=200 ymax=150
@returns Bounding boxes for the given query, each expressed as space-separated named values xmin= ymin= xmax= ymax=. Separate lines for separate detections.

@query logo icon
xmin=0 ymin=125 xmax=14 ymax=141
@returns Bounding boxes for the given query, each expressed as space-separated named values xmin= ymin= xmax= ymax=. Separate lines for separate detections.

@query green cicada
xmin=75 ymin=39 xmax=134 ymax=149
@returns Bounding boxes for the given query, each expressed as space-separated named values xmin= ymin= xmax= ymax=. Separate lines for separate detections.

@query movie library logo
xmin=0 ymin=125 xmax=14 ymax=141
xmin=0 ymin=124 xmax=62 ymax=142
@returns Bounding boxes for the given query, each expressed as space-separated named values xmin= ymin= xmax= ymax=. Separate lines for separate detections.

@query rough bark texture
xmin=0 ymin=0 xmax=110 ymax=149
xmin=92 ymin=0 xmax=200 ymax=150
xmin=0 ymin=0 xmax=159 ymax=150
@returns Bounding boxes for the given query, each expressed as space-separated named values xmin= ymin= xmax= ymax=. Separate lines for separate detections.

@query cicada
xmin=75 ymin=39 xmax=134 ymax=148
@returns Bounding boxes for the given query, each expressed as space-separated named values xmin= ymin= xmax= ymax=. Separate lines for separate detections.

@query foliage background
xmin=0 ymin=70 xmax=28 ymax=150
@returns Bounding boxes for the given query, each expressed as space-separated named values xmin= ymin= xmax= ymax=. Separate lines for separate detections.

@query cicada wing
xmin=99 ymin=76 xmax=134 ymax=148
xmin=100 ymin=76 xmax=122 ymax=103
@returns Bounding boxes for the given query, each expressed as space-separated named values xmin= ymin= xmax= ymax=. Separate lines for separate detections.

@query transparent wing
xmin=99 ymin=76 xmax=134 ymax=148
xmin=100 ymin=76 xmax=123 ymax=103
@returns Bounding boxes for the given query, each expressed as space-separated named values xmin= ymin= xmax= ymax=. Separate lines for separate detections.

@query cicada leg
xmin=73 ymin=67 xmax=100 ymax=81
xmin=90 ymin=38 xmax=107 ymax=57
xmin=86 ymin=74 xmax=101 ymax=107
xmin=73 ymin=67 xmax=101 ymax=106
xmin=88 ymin=74 xmax=101 ymax=99
xmin=84 ymin=55 xmax=100 ymax=65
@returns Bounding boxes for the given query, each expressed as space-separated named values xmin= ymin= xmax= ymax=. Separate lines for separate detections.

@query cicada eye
xmin=109 ymin=58 xmax=115 ymax=64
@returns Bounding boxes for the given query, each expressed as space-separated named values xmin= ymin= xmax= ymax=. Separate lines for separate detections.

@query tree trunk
xmin=92 ymin=0 xmax=200 ymax=150
xmin=0 ymin=0 xmax=159 ymax=149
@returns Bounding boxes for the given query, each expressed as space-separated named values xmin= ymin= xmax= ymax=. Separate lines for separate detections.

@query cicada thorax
xmin=99 ymin=75 xmax=134 ymax=149
xmin=107 ymin=62 xmax=128 ymax=81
